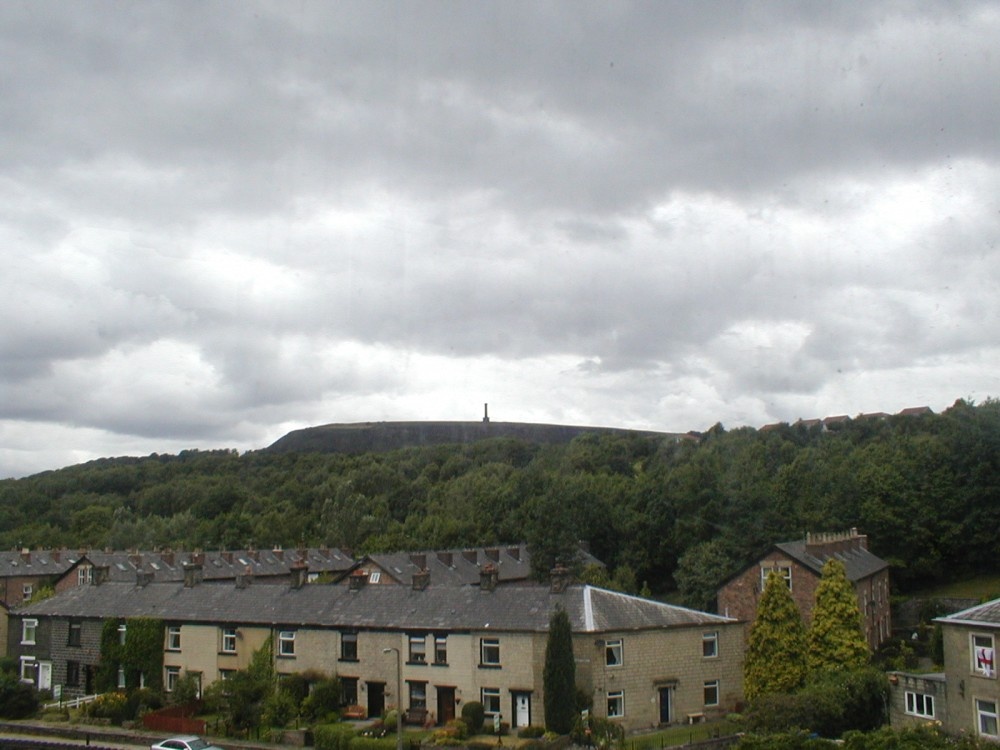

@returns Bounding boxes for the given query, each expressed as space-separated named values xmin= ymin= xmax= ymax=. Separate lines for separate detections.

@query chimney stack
xmin=236 ymin=564 xmax=254 ymax=589
xmin=183 ymin=561 xmax=203 ymax=588
xmin=273 ymin=546 xmax=285 ymax=561
xmin=349 ymin=569 xmax=369 ymax=591
xmin=409 ymin=553 xmax=427 ymax=570
xmin=480 ymin=562 xmax=499 ymax=592
xmin=412 ymin=569 xmax=431 ymax=591
xmin=437 ymin=551 xmax=454 ymax=567
xmin=93 ymin=565 xmax=110 ymax=586
xmin=290 ymin=560 xmax=309 ymax=589
xmin=136 ymin=570 xmax=154 ymax=587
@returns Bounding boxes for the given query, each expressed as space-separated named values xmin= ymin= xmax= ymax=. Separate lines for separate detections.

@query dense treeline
xmin=1 ymin=398 xmax=998 ymax=606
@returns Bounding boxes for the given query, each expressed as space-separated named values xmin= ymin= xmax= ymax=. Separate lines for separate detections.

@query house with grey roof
xmin=0 ymin=548 xmax=77 ymax=609
xmin=717 ymin=528 xmax=891 ymax=650
xmin=10 ymin=563 xmax=744 ymax=733
xmin=350 ymin=543 xmax=601 ymax=587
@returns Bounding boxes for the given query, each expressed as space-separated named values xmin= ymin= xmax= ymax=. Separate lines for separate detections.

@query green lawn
xmin=910 ymin=573 xmax=1000 ymax=600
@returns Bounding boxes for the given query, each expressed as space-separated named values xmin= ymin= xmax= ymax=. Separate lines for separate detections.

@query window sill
xmin=432 ymin=662 xmax=449 ymax=667
xmin=277 ymin=654 xmax=296 ymax=659
xmin=406 ymin=661 xmax=428 ymax=666
xmin=339 ymin=657 xmax=360 ymax=663
xmin=478 ymin=664 xmax=502 ymax=670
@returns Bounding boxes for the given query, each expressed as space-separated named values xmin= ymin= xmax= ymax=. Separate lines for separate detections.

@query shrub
xmin=124 ymin=687 xmax=163 ymax=719
xmin=313 ymin=723 xmax=357 ymax=750
xmin=735 ymin=732 xmax=838 ymax=750
xmin=301 ymin=678 xmax=342 ymax=722
xmin=280 ymin=673 xmax=311 ymax=707
xmin=571 ymin=715 xmax=623 ymax=749
xmin=461 ymin=701 xmax=485 ymax=734
xmin=0 ymin=673 xmax=39 ymax=719
xmin=262 ymin=689 xmax=299 ymax=728
xmin=86 ymin=691 xmax=129 ymax=724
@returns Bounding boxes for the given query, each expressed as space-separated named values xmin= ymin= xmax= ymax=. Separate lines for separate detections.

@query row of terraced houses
xmin=10 ymin=533 xmax=1000 ymax=740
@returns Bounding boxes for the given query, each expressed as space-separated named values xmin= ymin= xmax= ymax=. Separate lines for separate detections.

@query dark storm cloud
xmin=1 ymin=0 xmax=999 ymax=477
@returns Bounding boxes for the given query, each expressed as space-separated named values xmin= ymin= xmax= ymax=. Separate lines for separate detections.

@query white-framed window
xmin=221 ymin=628 xmax=237 ymax=654
xmin=166 ymin=625 xmax=181 ymax=651
xmin=702 ymin=631 xmax=719 ymax=658
xmin=78 ymin=565 xmax=94 ymax=585
xmin=973 ymin=634 xmax=995 ymax=677
xmin=117 ymin=666 xmax=127 ymax=689
xmin=19 ymin=656 xmax=36 ymax=684
xmin=480 ymin=637 xmax=501 ymax=666
xmin=905 ymin=691 xmax=935 ymax=718
xmin=978 ymin=698 xmax=999 ymax=738
xmin=605 ymin=639 xmax=623 ymax=667
xmin=118 ymin=622 xmax=127 ymax=645
xmin=21 ymin=619 xmax=37 ymax=645
xmin=219 ymin=669 xmax=236 ymax=681
xmin=607 ymin=690 xmax=624 ymax=718
xmin=408 ymin=634 xmax=427 ymax=663
xmin=369 ymin=571 xmax=381 ymax=583
xmin=22 ymin=583 xmax=33 ymax=600
xmin=761 ymin=565 xmax=792 ymax=590
xmin=704 ymin=680 xmax=720 ymax=706
xmin=165 ymin=666 xmax=180 ymax=692
xmin=278 ymin=630 xmax=296 ymax=656
xmin=434 ymin=635 xmax=448 ymax=664
xmin=481 ymin=687 xmax=501 ymax=716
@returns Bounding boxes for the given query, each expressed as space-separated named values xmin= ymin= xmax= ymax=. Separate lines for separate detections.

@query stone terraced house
xmin=9 ymin=564 xmax=744 ymax=733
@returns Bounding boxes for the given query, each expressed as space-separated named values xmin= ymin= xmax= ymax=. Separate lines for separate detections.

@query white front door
xmin=38 ymin=661 xmax=52 ymax=691
xmin=515 ymin=693 xmax=530 ymax=727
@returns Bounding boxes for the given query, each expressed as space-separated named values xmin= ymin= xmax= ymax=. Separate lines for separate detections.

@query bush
xmin=735 ymin=732 xmax=838 ymax=750
xmin=313 ymin=723 xmax=357 ymax=750
xmin=86 ymin=691 xmax=130 ymax=724
xmin=0 ymin=673 xmax=39 ymax=719
xmin=461 ymin=701 xmax=485 ymax=734
xmin=280 ymin=673 xmax=311 ymax=707
xmin=263 ymin=689 xmax=299 ymax=728
xmin=301 ymin=678 xmax=342 ymax=722
xmin=570 ymin=715 xmax=623 ymax=748
xmin=124 ymin=687 xmax=163 ymax=719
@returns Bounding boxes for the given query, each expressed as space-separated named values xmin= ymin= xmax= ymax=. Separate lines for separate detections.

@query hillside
xmin=1 ymin=398 xmax=999 ymax=608
xmin=265 ymin=420 xmax=679 ymax=454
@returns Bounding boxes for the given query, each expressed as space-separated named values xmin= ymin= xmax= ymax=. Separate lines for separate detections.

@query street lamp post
xmin=382 ymin=647 xmax=404 ymax=750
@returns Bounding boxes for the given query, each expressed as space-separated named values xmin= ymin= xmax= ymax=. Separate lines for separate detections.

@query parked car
xmin=151 ymin=737 xmax=223 ymax=750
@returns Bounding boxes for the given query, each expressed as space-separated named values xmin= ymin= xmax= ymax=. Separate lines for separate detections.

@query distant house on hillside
xmin=716 ymin=528 xmax=891 ymax=650
xmin=0 ymin=548 xmax=75 ymax=608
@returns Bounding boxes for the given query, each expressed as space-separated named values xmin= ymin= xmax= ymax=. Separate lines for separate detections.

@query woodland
xmin=1 ymin=397 xmax=998 ymax=610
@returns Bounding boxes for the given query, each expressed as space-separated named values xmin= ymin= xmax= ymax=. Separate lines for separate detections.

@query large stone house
xmin=716 ymin=529 xmax=891 ymax=650
xmin=10 ymin=564 xmax=744 ymax=733
xmin=888 ymin=598 xmax=1000 ymax=740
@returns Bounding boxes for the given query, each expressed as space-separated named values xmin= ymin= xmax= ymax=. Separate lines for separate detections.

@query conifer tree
xmin=807 ymin=558 xmax=869 ymax=673
xmin=543 ymin=606 xmax=577 ymax=734
xmin=744 ymin=569 xmax=807 ymax=700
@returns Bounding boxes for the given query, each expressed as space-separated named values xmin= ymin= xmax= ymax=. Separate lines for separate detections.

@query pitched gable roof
xmin=17 ymin=580 xmax=732 ymax=634
xmin=774 ymin=539 xmax=888 ymax=582
xmin=935 ymin=598 xmax=1000 ymax=628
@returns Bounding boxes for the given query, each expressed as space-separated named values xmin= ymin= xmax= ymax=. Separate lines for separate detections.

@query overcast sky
xmin=2 ymin=1 xmax=998 ymax=478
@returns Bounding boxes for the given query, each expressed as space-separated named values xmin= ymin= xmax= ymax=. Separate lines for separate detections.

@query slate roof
xmin=774 ymin=540 xmax=889 ymax=582
xmin=16 ymin=580 xmax=733 ymax=634
xmin=935 ymin=598 xmax=1000 ymax=628
xmin=365 ymin=543 xmax=600 ymax=586
xmin=71 ymin=548 xmax=355 ymax=584
xmin=0 ymin=550 xmax=77 ymax=578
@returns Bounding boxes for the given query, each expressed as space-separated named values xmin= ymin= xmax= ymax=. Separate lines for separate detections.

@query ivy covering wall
xmin=97 ymin=616 xmax=165 ymax=692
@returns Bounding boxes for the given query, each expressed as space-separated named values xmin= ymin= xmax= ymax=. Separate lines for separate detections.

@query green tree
xmin=744 ymin=570 xmax=807 ymax=700
xmin=807 ymin=559 xmax=869 ymax=673
xmin=543 ymin=607 xmax=576 ymax=734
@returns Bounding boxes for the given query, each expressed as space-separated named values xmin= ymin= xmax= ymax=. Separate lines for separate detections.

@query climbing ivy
xmin=97 ymin=617 xmax=164 ymax=693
